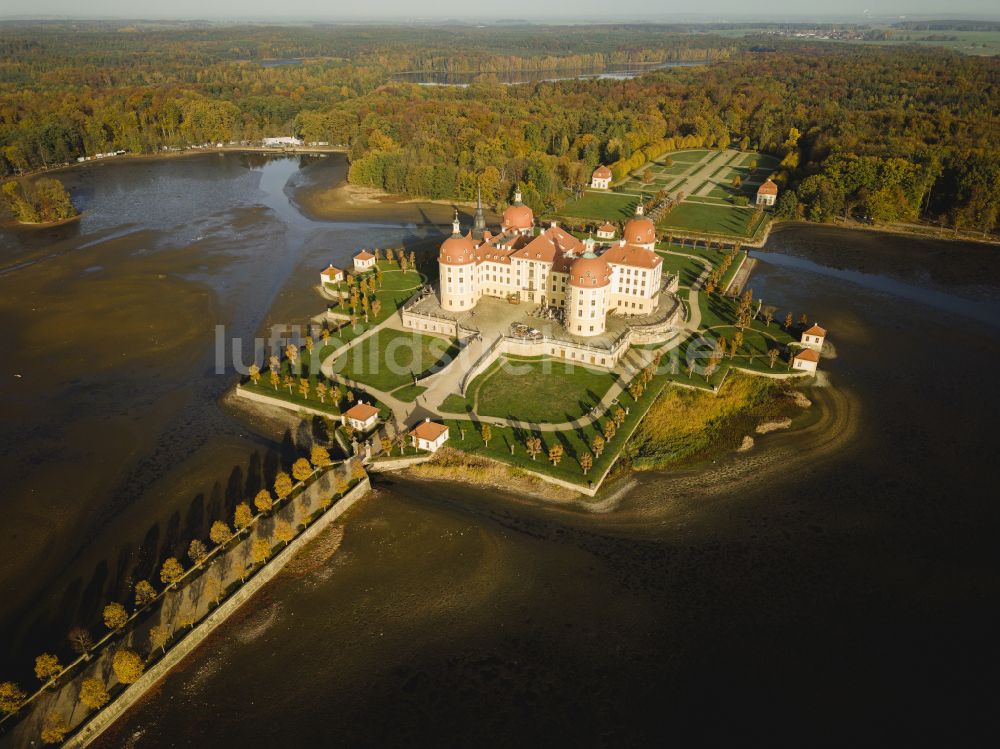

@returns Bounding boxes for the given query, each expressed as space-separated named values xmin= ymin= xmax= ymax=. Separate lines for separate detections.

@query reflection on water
xmin=751 ymin=248 xmax=1000 ymax=327
xmin=391 ymin=60 xmax=710 ymax=87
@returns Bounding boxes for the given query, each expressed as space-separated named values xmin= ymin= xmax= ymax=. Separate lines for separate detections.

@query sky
xmin=0 ymin=2 xmax=998 ymax=21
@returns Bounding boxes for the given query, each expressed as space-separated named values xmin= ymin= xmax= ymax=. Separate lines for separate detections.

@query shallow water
xmin=0 ymin=153 xmax=445 ymax=673
xmin=89 ymin=221 xmax=1000 ymax=743
xmin=2 ymin=158 xmax=999 ymax=742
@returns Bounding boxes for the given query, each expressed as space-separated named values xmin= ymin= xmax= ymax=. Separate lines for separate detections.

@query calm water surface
xmin=2 ymin=158 xmax=999 ymax=744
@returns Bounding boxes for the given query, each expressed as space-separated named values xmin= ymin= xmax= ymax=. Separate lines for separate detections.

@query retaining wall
xmin=1 ymin=471 xmax=370 ymax=749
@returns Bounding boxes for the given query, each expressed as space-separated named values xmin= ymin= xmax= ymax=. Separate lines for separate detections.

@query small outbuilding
xmin=756 ymin=179 xmax=778 ymax=207
xmin=591 ymin=165 xmax=612 ymax=190
xmin=410 ymin=419 xmax=449 ymax=453
xmin=596 ymin=222 xmax=616 ymax=240
xmin=792 ymin=347 xmax=820 ymax=374
xmin=353 ymin=250 xmax=376 ymax=272
xmin=342 ymin=402 xmax=380 ymax=433
xmin=320 ymin=264 xmax=344 ymax=285
xmin=801 ymin=323 xmax=827 ymax=351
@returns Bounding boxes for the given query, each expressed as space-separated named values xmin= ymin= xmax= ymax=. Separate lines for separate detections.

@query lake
xmin=390 ymin=60 xmax=711 ymax=86
xmin=1 ymin=155 xmax=998 ymax=743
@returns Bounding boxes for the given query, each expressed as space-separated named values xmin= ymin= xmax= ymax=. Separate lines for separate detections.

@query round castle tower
xmin=438 ymin=210 xmax=478 ymax=312
xmin=566 ymin=251 xmax=612 ymax=337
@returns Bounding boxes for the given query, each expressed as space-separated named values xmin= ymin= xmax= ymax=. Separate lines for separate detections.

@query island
xmin=236 ymin=174 xmax=828 ymax=497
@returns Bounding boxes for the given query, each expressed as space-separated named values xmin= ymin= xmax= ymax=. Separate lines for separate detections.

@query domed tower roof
xmin=568 ymin=252 xmax=611 ymax=288
xmin=502 ymin=187 xmax=534 ymax=231
xmin=439 ymin=210 xmax=477 ymax=265
xmin=623 ymin=203 xmax=656 ymax=246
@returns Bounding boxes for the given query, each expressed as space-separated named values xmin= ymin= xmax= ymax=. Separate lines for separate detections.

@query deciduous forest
xmin=1 ymin=22 xmax=997 ymax=233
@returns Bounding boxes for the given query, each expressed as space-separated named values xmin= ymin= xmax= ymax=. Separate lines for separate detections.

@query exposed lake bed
xmin=2 ymin=153 xmax=998 ymax=743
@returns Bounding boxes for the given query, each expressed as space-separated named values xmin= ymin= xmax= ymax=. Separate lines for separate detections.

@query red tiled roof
xmin=592 ymin=165 xmax=612 ymax=179
xmin=411 ymin=420 xmax=449 ymax=442
xmin=344 ymin=403 xmax=379 ymax=421
xmin=321 ymin=264 xmax=342 ymax=275
xmin=510 ymin=226 xmax=585 ymax=265
xmin=794 ymin=348 xmax=820 ymax=363
xmin=623 ymin=216 xmax=656 ymax=245
xmin=598 ymin=222 xmax=616 ymax=233
xmin=757 ymin=179 xmax=778 ymax=195
xmin=355 ymin=250 xmax=375 ymax=260
xmin=600 ymin=243 xmax=662 ymax=270
xmin=804 ymin=324 xmax=827 ymax=337
xmin=568 ymin=256 xmax=611 ymax=288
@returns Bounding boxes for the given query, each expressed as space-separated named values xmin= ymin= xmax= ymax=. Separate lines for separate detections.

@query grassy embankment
xmin=626 ymin=372 xmax=803 ymax=470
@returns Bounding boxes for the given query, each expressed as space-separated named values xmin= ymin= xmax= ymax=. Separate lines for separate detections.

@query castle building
xmin=437 ymin=196 xmax=663 ymax=337
xmin=756 ymin=179 xmax=778 ymax=207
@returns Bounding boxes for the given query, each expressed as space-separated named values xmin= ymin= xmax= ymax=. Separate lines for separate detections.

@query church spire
xmin=452 ymin=209 xmax=460 ymax=236
xmin=473 ymin=183 xmax=486 ymax=239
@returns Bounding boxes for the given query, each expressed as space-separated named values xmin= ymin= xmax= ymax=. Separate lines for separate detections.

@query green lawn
xmin=466 ymin=355 xmax=620 ymax=424
xmin=560 ymin=190 xmax=639 ymax=220
xmin=440 ymin=368 xmax=669 ymax=486
xmin=656 ymin=251 xmax=710 ymax=287
xmin=661 ymin=202 xmax=759 ymax=238
xmin=391 ymin=384 xmax=427 ymax=402
xmin=329 ymin=329 xmax=459 ymax=391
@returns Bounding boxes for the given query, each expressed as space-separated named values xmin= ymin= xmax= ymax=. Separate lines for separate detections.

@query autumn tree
xmin=103 ymin=602 xmax=128 ymax=631
xmin=112 ymin=649 xmax=144 ymax=685
xmin=187 ymin=539 xmax=208 ymax=566
xmin=79 ymin=677 xmax=110 ymax=710
xmin=768 ymin=348 xmax=780 ymax=369
xmin=251 ymin=538 xmax=271 ymax=565
xmin=481 ymin=424 xmax=492 ymax=447
xmin=784 ymin=312 xmax=793 ymax=330
xmin=350 ymin=459 xmax=367 ymax=481
xmin=0 ymin=681 xmax=26 ymax=716
xmin=134 ymin=580 xmax=157 ymax=608
xmin=160 ymin=557 xmax=185 ymax=585
xmin=334 ymin=472 xmax=349 ymax=496
xmin=274 ymin=472 xmax=294 ymax=500
xmin=580 ymin=452 xmax=593 ymax=474
xmin=248 ymin=364 xmax=260 ymax=385
xmin=603 ymin=420 xmax=616 ymax=441
xmin=548 ymin=444 xmax=564 ymax=466
xmin=40 ymin=710 xmax=70 ymax=745
xmin=254 ymin=489 xmax=273 ymax=514
xmin=275 ymin=519 xmax=295 ymax=546
xmin=34 ymin=653 xmax=62 ymax=684
xmin=310 ymin=444 xmax=332 ymax=469
xmin=292 ymin=457 xmax=313 ymax=483
xmin=525 ymin=437 xmax=542 ymax=461
xmin=209 ymin=520 xmax=233 ymax=546
xmin=149 ymin=625 xmax=170 ymax=655
xmin=591 ymin=434 xmax=605 ymax=458
xmin=234 ymin=502 xmax=254 ymax=531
